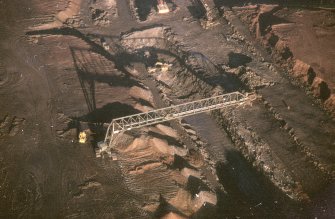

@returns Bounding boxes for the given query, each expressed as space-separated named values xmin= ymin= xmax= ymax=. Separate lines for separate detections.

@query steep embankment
xmin=233 ymin=5 xmax=335 ymax=117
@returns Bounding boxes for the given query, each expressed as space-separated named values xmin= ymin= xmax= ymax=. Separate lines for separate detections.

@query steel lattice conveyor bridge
xmin=97 ymin=92 xmax=248 ymax=156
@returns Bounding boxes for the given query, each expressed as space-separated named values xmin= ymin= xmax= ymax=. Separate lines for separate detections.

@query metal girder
xmin=102 ymin=92 xmax=247 ymax=148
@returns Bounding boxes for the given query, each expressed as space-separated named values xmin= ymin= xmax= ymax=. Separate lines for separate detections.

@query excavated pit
xmin=13 ymin=21 xmax=335 ymax=218
xmin=116 ymin=26 xmax=306 ymax=217
xmin=117 ymin=25 xmax=335 ymax=217
xmin=1 ymin=0 xmax=335 ymax=218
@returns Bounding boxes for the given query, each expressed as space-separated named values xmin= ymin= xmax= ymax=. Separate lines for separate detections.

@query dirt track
xmin=0 ymin=0 xmax=335 ymax=218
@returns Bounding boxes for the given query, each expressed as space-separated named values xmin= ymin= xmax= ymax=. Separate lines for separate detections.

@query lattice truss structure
xmin=101 ymin=92 xmax=247 ymax=149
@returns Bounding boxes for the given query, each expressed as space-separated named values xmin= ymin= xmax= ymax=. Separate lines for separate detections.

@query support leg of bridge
xmin=96 ymin=122 xmax=119 ymax=159
xmin=96 ymin=141 xmax=108 ymax=158
xmin=97 ymin=92 xmax=248 ymax=158
xmin=96 ymin=141 xmax=118 ymax=160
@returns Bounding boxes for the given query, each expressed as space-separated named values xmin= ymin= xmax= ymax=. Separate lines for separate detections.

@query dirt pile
xmin=121 ymin=26 xmax=167 ymax=50
xmin=111 ymin=26 xmax=231 ymax=217
xmin=113 ymin=123 xmax=218 ymax=217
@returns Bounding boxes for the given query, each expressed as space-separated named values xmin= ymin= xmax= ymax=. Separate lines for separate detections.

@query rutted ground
xmin=1 ymin=0 xmax=335 ymax=218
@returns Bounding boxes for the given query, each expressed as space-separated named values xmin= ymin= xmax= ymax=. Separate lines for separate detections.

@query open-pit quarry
xmin=0 ymin=0 xmax=335 ymax=218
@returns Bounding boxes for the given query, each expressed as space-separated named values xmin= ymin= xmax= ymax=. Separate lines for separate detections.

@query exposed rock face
xmin=292 ymin=60 xmax=331 ymax=101
xmin=325 ymin=94 xmax=335 ymax=117
xmin=198 ymin=0 xmax=220 ymax=27
xmin=236 ymin=5 xmax=335 ymax=116
xmin=274 ymin=39 xmax=293 ymax=60
xmin=292 ymin=59 xmax=316 ymax=85
xmin=311 ymin=77 xmax=331 ymax=101
xmin=250 ymin=4 xmax=280 ymax=38
xmin=264 ymin=32 xmax=279 ymax=47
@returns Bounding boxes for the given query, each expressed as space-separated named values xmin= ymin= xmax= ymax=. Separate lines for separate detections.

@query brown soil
xmin=1 ymin=0 xmax=335 ymax=218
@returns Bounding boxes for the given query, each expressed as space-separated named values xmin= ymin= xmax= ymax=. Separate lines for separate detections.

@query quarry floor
xmin=0 ymin=0 xmax=334 ymax=218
